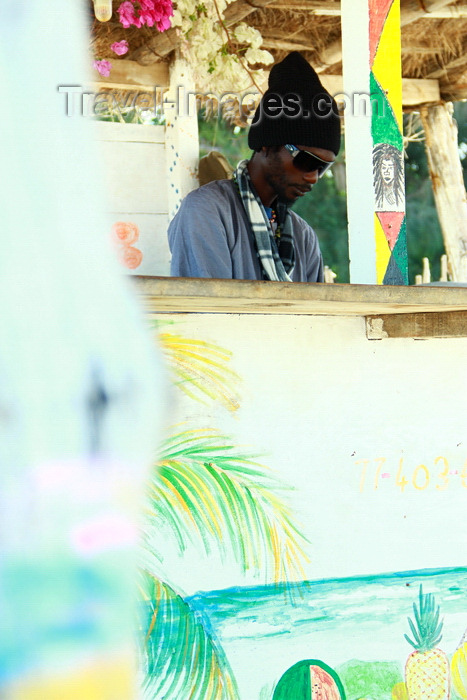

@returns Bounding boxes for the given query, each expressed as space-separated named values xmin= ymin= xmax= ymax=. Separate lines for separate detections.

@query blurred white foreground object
xmin=0 ymin=2 xmax=165 ymax=697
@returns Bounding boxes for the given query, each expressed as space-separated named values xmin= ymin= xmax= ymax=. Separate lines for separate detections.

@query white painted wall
xmin=96 ymin=122 xmax=172 ymax=276
xmin=95 ymin=59 xmax=199 ymax=278
xmin=151 ymin=308 xmax=467 ymax=698
xmin=156 ymin=311 xmax=467 ymax=592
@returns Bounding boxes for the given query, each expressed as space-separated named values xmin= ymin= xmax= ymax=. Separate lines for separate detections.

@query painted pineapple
xmin=404 ymin=585 xmax=450 ymax=700
xmin=451 ymin=629 xmax=467 ymax=699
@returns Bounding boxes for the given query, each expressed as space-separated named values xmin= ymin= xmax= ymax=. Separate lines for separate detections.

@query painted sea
xmin=187 ymin=567 xmax=467 ymax=699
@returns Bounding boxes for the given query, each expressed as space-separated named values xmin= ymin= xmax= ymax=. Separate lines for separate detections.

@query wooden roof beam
xmin=269 ymin=0 xmax=467 ymax=20
xmin=260 ymin=37 xmax=322 ymax=52
xmin=318 ymin=74 xmax=440 ymax=107
xmin=312 ymin=0 xmax=463 ymax=72
xmin=87 ymin=59 xmax=440 ymax=108
xmin=269 ymin=1 xmax=341 ymax=13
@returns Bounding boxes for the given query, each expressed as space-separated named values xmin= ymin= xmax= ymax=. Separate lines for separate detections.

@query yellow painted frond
xmin=157 ymin=331 xmax=242 ymax=412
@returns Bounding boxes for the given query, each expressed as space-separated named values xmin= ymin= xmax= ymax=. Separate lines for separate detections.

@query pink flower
xmin=110 ymin=40 xmax=129 ymax=56
xmin=156 ymin=14 xmax=172 ymax=31
xmin=93 ymin=59 xmax=112 ymax=77
xmin=117 ymin=0 xmax=173 ymax=31
xmin=117 ymin=0 xmax=138 ymax=28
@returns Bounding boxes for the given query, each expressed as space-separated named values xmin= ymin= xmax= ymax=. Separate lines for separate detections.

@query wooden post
xmin=342 ymin=0 xmax=408 ymax=284
xmin=440 ymin=254 xmax=448 ymax=282
xmin=420 ymin=102 xmax=467 ymax=282
xmin=422 ymin=257 xmax=431 ymax=283
xmin=164 ymin=54 xmax=200 ymax=222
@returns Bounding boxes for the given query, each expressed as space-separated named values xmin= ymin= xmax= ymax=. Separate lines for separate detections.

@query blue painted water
xmin=187 ymin=567 xmax=467 ymax=646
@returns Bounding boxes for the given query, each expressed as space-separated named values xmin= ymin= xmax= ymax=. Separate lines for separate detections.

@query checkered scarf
xmin=234 ymin=160 xmax=295 ymax=282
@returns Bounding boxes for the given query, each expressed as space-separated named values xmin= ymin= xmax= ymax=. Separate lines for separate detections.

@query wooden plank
xmin=261 ymin=37 xmax=320 ymax=52
xmin=89 ymin=63 xmax=439 ymax=108
xmin=320 ymin=75 xmax=440 ymax=107
xmin=132 ymin=276 xmax=467 ymax=316
xmin=271 ymin=2 xmax=341 ymax=14
xmin=89 ymin=73 xmax=439 ymax=114
xmin=90 ymin=59 xmax=169 ymax=89
xmin=401 ymin=77 xmax=440 ymax=106
xmin=253 ymin=71 xmax=439 ymax=108
xmin=366 ymin=310 xmax=467 ymax=338
xmin=269 ymin=0 xmax=465 ymax=17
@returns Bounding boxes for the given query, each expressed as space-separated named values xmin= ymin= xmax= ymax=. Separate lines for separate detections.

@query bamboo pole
xmin=440 ymin=253 xmax=448 ymax=281
xmin=422 ymin=257 xmax=431 ymax=283
xmin=420 ymin=102 xmax=467 ymax=282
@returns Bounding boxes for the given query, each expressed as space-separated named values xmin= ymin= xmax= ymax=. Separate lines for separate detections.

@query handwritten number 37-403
xmin=355 ymin=456 xmax=467 ymax=493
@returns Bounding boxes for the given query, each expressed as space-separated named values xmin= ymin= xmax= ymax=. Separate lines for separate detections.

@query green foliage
xmin=198 ymin=111 xmax=251 ymax=165
xmin=337 ymin=659 xmax=403 ymax=700
xmin=292 ymin=167 xmax=350 ymax=283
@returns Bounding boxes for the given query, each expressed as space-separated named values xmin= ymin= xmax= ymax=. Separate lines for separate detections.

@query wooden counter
xmin=133 ymin=276 xmax=467 ymax=338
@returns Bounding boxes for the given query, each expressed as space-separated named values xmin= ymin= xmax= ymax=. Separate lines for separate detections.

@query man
xmin=168 ymin=51 xmax=341 ymax=282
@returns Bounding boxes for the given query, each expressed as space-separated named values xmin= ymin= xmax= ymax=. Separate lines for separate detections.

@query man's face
xmin=263 ymin=145 xmax=335 ymax=204
xmin=381 ymin=158 xmax=395 ymax=186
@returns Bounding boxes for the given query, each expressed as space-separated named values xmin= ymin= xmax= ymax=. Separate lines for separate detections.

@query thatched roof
xmin=90 ymin=0 xmax=467 ymax=106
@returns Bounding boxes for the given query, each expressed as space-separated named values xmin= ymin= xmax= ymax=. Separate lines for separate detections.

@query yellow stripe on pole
xmin=375 ymin=213 xmax=391 ymax=284
xmin=371 ymin=0 xmax=403 ymax=132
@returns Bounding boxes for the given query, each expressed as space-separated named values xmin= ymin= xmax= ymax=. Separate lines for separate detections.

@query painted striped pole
xmin=342 ymin=0 xmax=408 ymax=285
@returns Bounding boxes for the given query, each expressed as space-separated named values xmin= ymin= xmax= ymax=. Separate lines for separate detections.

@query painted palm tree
xmin=140 ymin=573 xmax=239 ymax=699
xmin=141 ymin=325 xmax=311 ymax=699
xmin=154 ymin=320 xmax=241 ymax=412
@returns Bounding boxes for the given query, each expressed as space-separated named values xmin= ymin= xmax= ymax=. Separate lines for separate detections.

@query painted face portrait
xmin=381 ymin=158 xmax=395 ymax=186
xmin=373 ymin=143 xmax=404 ymax=212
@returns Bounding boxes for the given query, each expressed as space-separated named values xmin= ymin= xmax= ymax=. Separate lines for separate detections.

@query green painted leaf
xmin=150 ymin=428 xmax=309 ymax=585
xmin=140 ymin=572 xmax=239 ymax=700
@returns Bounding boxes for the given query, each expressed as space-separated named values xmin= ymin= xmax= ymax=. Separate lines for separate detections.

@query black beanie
xmin=248 ymin=52 xmax=341 ymax=155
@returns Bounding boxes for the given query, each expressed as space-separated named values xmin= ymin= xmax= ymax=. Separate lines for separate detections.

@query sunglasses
xmin=284 ymin=144 xmax=334 ymax=177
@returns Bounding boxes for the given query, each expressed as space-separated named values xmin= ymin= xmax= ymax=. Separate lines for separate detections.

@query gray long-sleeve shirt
xmin=168 ymin=179 xmax=324 ymax=282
